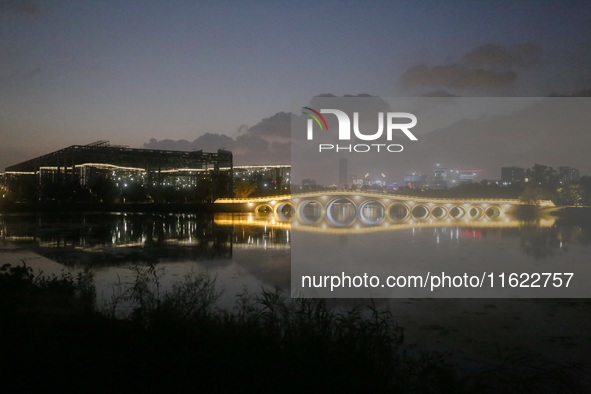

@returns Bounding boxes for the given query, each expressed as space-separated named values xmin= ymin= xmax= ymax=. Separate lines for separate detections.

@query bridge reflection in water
xmin=214 ymin=213 xmax=556 ymax=235
xmin=214 ymin=192 xmax=555 ymax=233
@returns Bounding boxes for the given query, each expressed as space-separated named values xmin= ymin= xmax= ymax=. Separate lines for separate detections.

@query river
xmin=1 ymin=211 xmax=591 ymax=382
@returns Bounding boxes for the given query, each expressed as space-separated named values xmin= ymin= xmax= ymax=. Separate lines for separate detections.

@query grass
xmin=0 ymin=261 xmax=96 ymax=315
xmin=0 ymin=262 xmax=586 ymax=392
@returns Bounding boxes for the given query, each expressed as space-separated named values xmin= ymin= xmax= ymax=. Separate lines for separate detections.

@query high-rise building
xmin=338 ymin=158 xmax=348 ymax=189
xmin=501 ymin=167 xmax=525 ymax=185
xmin=433 ymin=168 xmax=449 ymax=189
xmin=404 ymin=174 xmax=428 ymax=189
xmin=458 ymin=169 xmax=482 ymax=183
xmin=430 ymin=167 xmax=482 ymax=189
xmin=558 ymin=166 xmax=580 ymax=183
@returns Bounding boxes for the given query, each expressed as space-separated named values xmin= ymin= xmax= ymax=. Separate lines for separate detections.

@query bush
xmin=115 ymin=264 xmax=221 ymax=326
xmin=0 ymin=262 xmax=464 ymax=391
xmin=0 ymin=262 xmax=95 ymax=314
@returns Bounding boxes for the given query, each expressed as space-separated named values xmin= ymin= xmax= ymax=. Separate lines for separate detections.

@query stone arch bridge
xmin=215 ymin=192 xmax=553 ymax=228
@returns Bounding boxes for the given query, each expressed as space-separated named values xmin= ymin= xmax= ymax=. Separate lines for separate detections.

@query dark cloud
xmin=401 ymin=64 xmax=516 ymax=89
xmin=400 ymin=43 xmax=542 ymax=92
xmin=234 ymin=133 xmax=269 ymax=152
xmin=549 ymin=88 xmax=591 ymax=97
xmin=309 ymin=94 xmax=391 ymax=114
xmin=143 ymin=115 xmax=291 ymax=165
xmin=399 ymin=98 xmax=591 ymax=180
xmin=461 ymin=43 xmax=542 ymax=67
xmin=270 ymin=141 xmax=290 ymax=157
xmin=420 ymin=90 xmax=458 ymax=97
xmin=343 ymin=94 xmax=374 ymax=97
xmin=0 ymin=0 xmax=41 ymax=16
xmin=246 ymin=112 xmax=291 ymax=139
xmin=237 ymin=125 xmax=249 ymax=133
xmin=144 ymin=133 xmax=235 ymax=152
xmin=143 ymin=133 xmax=236 ymax=153
xmin=143 ymin=94 xmax=394 ymax=166
xmin=194 ymin=133 xmax=235 ymax=151
xmin=143 ymin=138 xmax=194 ymax=151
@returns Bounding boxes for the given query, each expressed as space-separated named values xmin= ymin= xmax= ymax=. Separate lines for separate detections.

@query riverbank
xmin=0 ymin=261 xmax=462 ymax=393
xmin=1 ymin=247 xmax=590 ymax=392
xmin=547 ymin=206 xmax=591 ymax=221
xmin=0 ymin=201 xmax=249 ymax=214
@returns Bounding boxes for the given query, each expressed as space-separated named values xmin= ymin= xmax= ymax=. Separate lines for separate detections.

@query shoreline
xmin=0 ymin=201 xmax=250 ymax=214
xmin=2 ymin=247 xmax=590 ymax=390
xmin=2 ymin=202 xmax=591 ymax=220
xmin=546 ymin=206 xmax=591 ymax=220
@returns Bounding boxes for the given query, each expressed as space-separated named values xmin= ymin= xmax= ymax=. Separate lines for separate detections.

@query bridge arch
xmin=411 ymin=204 xmax=430 ymax=220
xmin=387 ymin=203 xmax=410 ymax=221
xmin=431 ymin=206 xmax=447 ymax=219
xmin=449 ymin=206 xmax=466 ymax=219
xmin=254 ymin=203 xmax=273 ymax=213
xmin=296 ymin=200 xmax=324 ymax=224
xmin=468 ymin=206 xmax=484 ymax=219
xmin=274 ymin=202 xmax=295 ymax=221
xmin=274 ymin=202 xmax=294 ymax=214
xmin=485 ymin=205 xmax=502 ymax=219
xmin=326 ymin=197 xmax=357 ymax=227
xmin=359 ymin=200 xmax=386 ymax=225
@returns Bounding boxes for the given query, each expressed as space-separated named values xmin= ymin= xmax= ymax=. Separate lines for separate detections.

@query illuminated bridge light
xmin=214 ymin=192 xmax=533 ymax=227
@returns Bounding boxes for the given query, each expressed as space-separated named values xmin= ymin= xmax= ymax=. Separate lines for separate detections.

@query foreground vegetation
xmin=0 ymin=263 xmax=585 ymax=392
xmin=0 ymin=263 xmax=460 ymax=392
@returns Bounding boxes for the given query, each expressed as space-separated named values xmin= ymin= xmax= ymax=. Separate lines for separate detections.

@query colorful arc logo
xmin=302 ymin=107 xmax=329 ymax=131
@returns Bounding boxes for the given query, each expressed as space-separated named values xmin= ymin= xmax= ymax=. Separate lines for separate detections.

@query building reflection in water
xmin=1 ymin=209 xmax=589 ymax=267
xmin=0 ymin=213 xmax=288 ymax=267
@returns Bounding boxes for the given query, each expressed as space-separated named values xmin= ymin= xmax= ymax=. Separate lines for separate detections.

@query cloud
xmin=142 ymin=94 xmax=393 ymax=166
xmin=309 ymin=94 xmax=392 ymax=115
xmin=270 ymin=141 xmax=290 ymax=157
xmin=400 ymin=43 xmax=542 ymax=92
xmin=549 ymin=88 xmax=591 ymax=97
xmin=237 ymin=125 xmax=249 ymax=133
xmin=401 ymin=64 xmax=516 ymax=89
xmin=234 ymin=133 xmax=268 ymax=153
xmin=460 ymin=43 xmax=542 ymax=67
xmin=143 ymin=115 xmax=290 ymax=165
xmin=194 ymin=133 xmax=235 ymax=151
xmin=143 ymin=133 xmax=236 ymax=152
xmin=0 ymin=0 xmax=41 ymax=16
xmin=143 ymin=138 xmax=194 ymax=151
xmin=420 ymin=90 xmax=458 ymax=97
xmin=246 ymin=112 xmax=291 ymax=140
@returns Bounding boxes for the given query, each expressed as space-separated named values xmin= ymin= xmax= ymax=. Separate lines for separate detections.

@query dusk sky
xmin=1 ymin=0 xmax=591 ymax=169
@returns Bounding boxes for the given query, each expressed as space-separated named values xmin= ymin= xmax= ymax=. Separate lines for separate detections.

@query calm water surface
xmin=2 ymin=211 xmax=591 ymax=373
xmin=0 ymin=213 xmax=290 ymax=308
xmin=1 ymin=212 xmax=590 ymax=302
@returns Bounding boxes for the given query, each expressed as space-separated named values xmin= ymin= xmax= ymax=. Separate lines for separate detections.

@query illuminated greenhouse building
xmin=3 ymin=141 xmax=233 ymax=203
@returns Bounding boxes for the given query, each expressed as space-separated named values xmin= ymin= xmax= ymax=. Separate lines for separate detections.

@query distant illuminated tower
xmin=339 ymin=158 xmax=348 ymax=189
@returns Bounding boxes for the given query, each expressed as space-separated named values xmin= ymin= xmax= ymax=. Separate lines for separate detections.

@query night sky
xmin=1 ymin=0 xmax=590 ymax=169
